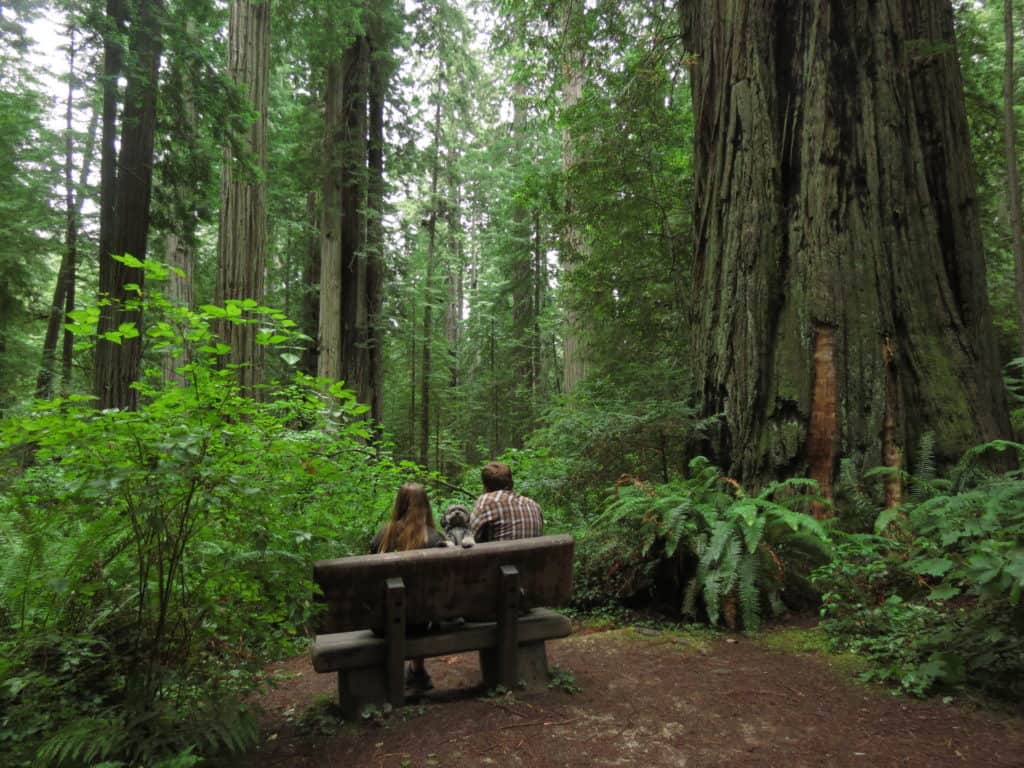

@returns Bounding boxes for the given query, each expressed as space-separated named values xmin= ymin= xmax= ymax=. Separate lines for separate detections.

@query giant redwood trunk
xmin=681 ymin=0 xmax=1011 ymax=494
xmin=94 ymin=0 xmax=163 ymax=410
xmin=216 ymin=0 xmax=270 ymax=397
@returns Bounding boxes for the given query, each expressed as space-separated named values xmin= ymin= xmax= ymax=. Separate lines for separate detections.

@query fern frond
xmin=737 ymin=554 xmax=760 ymax=631
xmin=915 ymin=431 xmax=937 ymax=487
xmin=837 ymin=457 xmax=877 ymax=521
xmin=37 ymin=715 xmax=126 ymax=766
xmin=703 ymin=571 xmax=722 ymax=624
xmin=705 ymin=520 xmax=734 ymax=565
xmin=739 ymin=515 xmax=766 ymax=555
xmin=757 ymin=477 xmax=820 ymax=500
xmin=663 ymin=500 xmax=696 ymax=558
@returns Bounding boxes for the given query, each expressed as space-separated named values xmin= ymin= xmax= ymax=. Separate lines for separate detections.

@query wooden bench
xmin=311 ymin=534 xmax=574 ymax=717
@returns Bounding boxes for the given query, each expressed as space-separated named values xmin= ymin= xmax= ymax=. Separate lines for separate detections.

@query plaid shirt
xmin=469 ymin=490 xmax=544 ymax=542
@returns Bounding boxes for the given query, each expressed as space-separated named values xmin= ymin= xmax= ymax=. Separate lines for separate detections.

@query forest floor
xmin=243 ymin=618 xmax=1024 ymax=768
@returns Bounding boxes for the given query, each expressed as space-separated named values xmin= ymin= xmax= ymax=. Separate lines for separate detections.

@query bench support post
xmin=496 ymin=565 xmax=520 ymax=688
xmin=385 ymin=577 xmax=406 ymax=708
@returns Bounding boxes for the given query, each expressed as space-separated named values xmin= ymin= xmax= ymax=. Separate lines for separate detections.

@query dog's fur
xmin=440 ymin=504 xmax=475 ymax=548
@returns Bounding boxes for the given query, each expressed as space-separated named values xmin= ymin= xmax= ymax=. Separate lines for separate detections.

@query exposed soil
xmin=244 ymin=622 xmax=1024 ymax=768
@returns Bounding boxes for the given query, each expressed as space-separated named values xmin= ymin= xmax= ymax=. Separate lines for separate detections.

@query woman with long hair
xmin=370 ymin=483 xmax=444 ymax=690
xmin=372 ymin=482 xmax=444 ymax=554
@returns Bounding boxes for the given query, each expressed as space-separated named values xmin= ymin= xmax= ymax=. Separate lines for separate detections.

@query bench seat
xmin=312 ymin=607 xmax=572 ymax=672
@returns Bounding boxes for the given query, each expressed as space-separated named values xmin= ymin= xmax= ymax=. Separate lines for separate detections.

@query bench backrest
xmin=314 ymin=534 xmax=574 ymax=632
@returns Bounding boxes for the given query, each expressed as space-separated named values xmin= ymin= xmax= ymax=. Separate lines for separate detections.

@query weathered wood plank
xmin=314 ymin=535 xmax=574 ymax=632
xmin=384 ymin=577 xmax=405 ymax=706
xmin=311 ymin=608 xmax=572 ymax=672
xmin=497 ymin=565 xmax=520 ymax=687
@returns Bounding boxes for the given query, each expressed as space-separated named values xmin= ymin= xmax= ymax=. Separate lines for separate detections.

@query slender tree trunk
xmin=445 ymin=156 xmax=461 ymax=390
xmin=366 ymin=36 xmax=387 ymax=426
xmin=301 ymin=191 xmax=321 ymax=376
xmin=319 ymin=59 xmax=344 ymax=382
xmin=560 ymin=0 xmax=588 ymax=394
xmin=533 ymin=208 xmax=544 ymax=398
xmin=421 ymin=99 xmax=442 ymax=469
xmin=216 ymin=0 xmax=270 ymax=397
xmin=682 ymin=0 xmax=1011 ymax=496
xmin=1005 ymin=0 xmax=1024 ymax=354
xmin=161 ymin=235 xmax=194 ymax=385
xmin=39 ymin=36 xmax=95 ymax=399
xmin=93 ymin=0 xmax=164 ymax=410
xmin=510 ymin=81 xmax=534 ymax=446
xmin=343 ymin=37 xmax=369 ymax=400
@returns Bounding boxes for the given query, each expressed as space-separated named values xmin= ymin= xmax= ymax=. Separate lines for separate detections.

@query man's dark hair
xmin=481 ymin=461 xmax=513 ymax=492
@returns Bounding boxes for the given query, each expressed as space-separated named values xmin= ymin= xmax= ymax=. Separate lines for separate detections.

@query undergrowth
xmin=0 ymin=267 xmax=439 ymax=766
xmin=814 ymin=438 xmax=1024 ymax=700
xmin=572 ymin=457 xmax=832 ymax=631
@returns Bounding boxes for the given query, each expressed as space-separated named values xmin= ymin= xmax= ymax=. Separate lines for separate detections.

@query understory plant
xmin=0 ymin=266 xmax=426 ymax=766
xmin=814 ymin=439 xmax=1024 ymax=699
xmin=579 ymin=456 xmax=831 ymax=630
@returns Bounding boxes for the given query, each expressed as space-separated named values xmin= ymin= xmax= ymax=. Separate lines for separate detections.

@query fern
xmin=737 ymin=554 xmax=760 ymax=631
xmin=837 ymin=457 xmax=877 ymax=523
xmin=37 ymin=716 xmax=127 ymax=766
xmin=911 ymin=431 xmax=937 ymax=500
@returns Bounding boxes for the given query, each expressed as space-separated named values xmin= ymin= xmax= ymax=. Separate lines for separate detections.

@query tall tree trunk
xmin=319 ymin=59 xmax=344 ymax=382
xmin=343 ymin=36 xmax=369 ymax=400
xmin=161 ymin=234 xmax=194 ymax=385
xmin=93 ymin=0 xmax=164 ymax=410
xmin=421 ymin=99 xmax=442 ymax=469
xmin=445 ymin=154 xmax=461 ymax=390
xmin=301 ymin=191 xmax=321 ymax=376
xmin=533 ymin=208 xmax=544 ymax=398
xmin=39 ymin=36 xmax=96 ymax=399
xmin=95 ymin=0 xmax=125 ymax=324
xmin=366 ymin=31 xmax=387 ymax=425
xmin=319 ymin=37 xmax=368 ymax=393
xmin=560 ymin=0 xmax=588 ymax=394
xmin=216 ymin=0 xmax=270 ymax=397
xmin=1005 ymin=0 xmax=1024 ymax=355
xmin=682 ymin=0 xmax=1011 ymax=496
xmin=510 ymin=81 xmax=534 ymax=447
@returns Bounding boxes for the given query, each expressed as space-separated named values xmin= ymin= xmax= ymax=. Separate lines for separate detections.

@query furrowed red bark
xmin=682 ymin=0 xmax=1011 ymax=494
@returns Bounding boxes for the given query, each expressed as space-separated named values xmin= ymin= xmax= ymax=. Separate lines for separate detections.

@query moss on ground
xmin=756 ymin=624 xmax=869 ymax=678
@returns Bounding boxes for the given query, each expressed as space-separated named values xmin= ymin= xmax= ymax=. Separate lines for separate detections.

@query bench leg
xmin=337 ymin=668 xmax=389 ymax=719
xmin=480 ymin=640 xmax=551 ymax=690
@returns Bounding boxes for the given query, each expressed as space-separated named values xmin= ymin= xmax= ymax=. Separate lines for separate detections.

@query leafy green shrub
xmin=576 ymin=457 xmax=831 ymax=630
xmin=814 ymin=440 xmax=1024 ymax=699
xmin=0 ymin=271 xmax=430 ymax=766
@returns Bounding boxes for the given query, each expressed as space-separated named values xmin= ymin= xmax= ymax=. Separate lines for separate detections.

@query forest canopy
xmin=1 ymin=0 xmax=1023 ymax=765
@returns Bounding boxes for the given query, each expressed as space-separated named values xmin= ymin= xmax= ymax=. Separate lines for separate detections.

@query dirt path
xmin=246 ymin=623 xmax=1024 ymax=768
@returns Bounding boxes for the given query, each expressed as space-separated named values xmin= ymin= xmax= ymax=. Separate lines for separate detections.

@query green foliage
xmin=0 ymin=31 xmax=62 ymax=407
xmin=547 ymin=664 xmax=581 ymax=694
xmin=815 ymin=441 xmax=1024 ymax=699
xmin=0 ymin=281 xmax=432 ymax=765
xmin=576 ymin=457 xmax=831 ymax=631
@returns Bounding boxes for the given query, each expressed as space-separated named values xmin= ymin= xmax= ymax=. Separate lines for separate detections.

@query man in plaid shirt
xmin=469 ymin=461 xmax=544 ymax=542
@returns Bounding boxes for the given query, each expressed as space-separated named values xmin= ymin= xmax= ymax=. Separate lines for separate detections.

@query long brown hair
xmin=377 ymin=483 xmax=437 ymax=553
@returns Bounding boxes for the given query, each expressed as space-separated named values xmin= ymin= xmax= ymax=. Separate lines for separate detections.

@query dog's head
xmin=442 ymin=504 xmax=470 ymax=530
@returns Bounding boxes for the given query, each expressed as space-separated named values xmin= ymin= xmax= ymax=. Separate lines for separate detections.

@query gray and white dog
xmin=440 ymin=504 xmax=475 ymax=548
